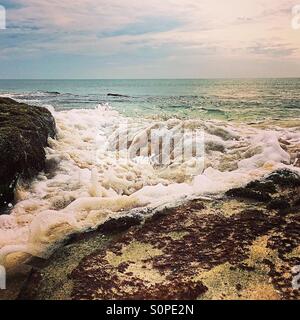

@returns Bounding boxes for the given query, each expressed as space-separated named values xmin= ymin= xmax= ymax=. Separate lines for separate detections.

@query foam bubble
xmin=0 ymin=104 xmax=299 ymax=267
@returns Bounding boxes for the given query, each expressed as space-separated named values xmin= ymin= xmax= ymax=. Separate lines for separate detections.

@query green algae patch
xmin=165 ymin=231 xmax=189 ymax=240
xmin=17 ymin=233 xmax=114 ymax=300
xmin=106 ymin=242 xmax=163 ymax=267
xmin=104 ymin=242 xmax=166 ymax=287
xmin=196 ymin=236 xmax=282 ymax=300
xmin=195 ymin=262 xmax=280 ymax=300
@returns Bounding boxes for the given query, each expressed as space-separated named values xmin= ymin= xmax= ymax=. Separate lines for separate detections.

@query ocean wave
xmin=0 ymin=103 xmax=299 ymax=268
xmin=1 ymin=91 xmax=61 ymax=98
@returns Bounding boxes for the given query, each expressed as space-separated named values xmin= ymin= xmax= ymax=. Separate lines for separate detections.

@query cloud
xmin=99 ymin=16 xmax=182 ymax=37
xmin=0 ymin=0 xmax=299 ymax=77
xmin=248 ymin=42 xmax=297 ymax=57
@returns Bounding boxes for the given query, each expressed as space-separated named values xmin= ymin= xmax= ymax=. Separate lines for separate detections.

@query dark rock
xmin=266 ymin=169 xmax=300 ymax=188
xmin=0 ymin=97 xmax=56 ymax=211
xmin=45 ymin=91 xmax=60 ymax=95
xmin=226 ymin=169 xmax=300 ymax=212
xmin=97 ymin=215 xmax=143 ymax=234
xmin=107 ymin=93 xmax=130 ymax=98
xmin=267 ymin=198 xmax=291 ymax=212
xmin=236 ymin=284 xmax=242 ymax=291
xmin=226 ymin=187 xmax=272 ymax=202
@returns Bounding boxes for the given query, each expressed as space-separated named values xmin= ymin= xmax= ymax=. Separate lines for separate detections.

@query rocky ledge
xmin=0 ymin=97 xmax=56 ymax=211
xmin=4 ymin=169 xmax=298 ymax=300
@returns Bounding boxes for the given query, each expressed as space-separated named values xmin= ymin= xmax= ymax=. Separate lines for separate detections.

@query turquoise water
xmin=0 ymin=79 xmax=300 ymax=121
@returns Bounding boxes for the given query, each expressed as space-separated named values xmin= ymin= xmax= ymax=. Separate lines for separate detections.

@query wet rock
xmin=226 ymin=169 xmax=300 ymax=212
xmin=0 ymin=98 xmax=56 ymax=211
xmin=266 ymin=198 xmax=291 ymax=212
xmin=16 ymin=193 xmax=298 ymax=300
xmin=5 ymin=169 xmax=300 ymax=300
xmin=107 ymin=93 xmax=130 ymax=98
xmin=67 ymin=198 xmax=299 ymax=300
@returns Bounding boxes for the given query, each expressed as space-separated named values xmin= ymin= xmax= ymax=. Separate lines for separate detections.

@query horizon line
xmin=1 ymin=77 xmax=300 ymax=81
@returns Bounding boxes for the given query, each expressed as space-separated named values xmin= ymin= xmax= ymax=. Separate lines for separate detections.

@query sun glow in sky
xmin=0 ymin=0 xmax=300 ymax=78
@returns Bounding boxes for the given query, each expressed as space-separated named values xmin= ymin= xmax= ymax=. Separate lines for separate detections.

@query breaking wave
xmin=0 ymin=103 xmax=299 ymax=267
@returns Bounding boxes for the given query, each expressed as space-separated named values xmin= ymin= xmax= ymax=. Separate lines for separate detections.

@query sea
xmin=0 ymin=78 xmax=300 ymax=121
xmin=0 ymin=78 xmax=299 ymax=267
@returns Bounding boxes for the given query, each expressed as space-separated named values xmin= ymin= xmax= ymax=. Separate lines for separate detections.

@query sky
xmin=0 ymin=0 xmax=300 ymax=79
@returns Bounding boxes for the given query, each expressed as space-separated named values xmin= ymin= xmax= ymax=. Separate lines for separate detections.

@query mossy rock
xmin=0 ymin=97 xmax=56 ymax=211
xmin=4 ymin=194 xmax=299 ymax=300
xmin=226 ymin=169 xmax=300 ymax=211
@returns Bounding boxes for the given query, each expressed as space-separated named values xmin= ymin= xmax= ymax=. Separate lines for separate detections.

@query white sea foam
xmin=0 ymin=104 xmax=299 ymax=267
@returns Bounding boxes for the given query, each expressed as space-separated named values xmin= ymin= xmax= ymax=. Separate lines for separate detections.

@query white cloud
xmin=1 ymin=0 xmax=300 ymax=77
